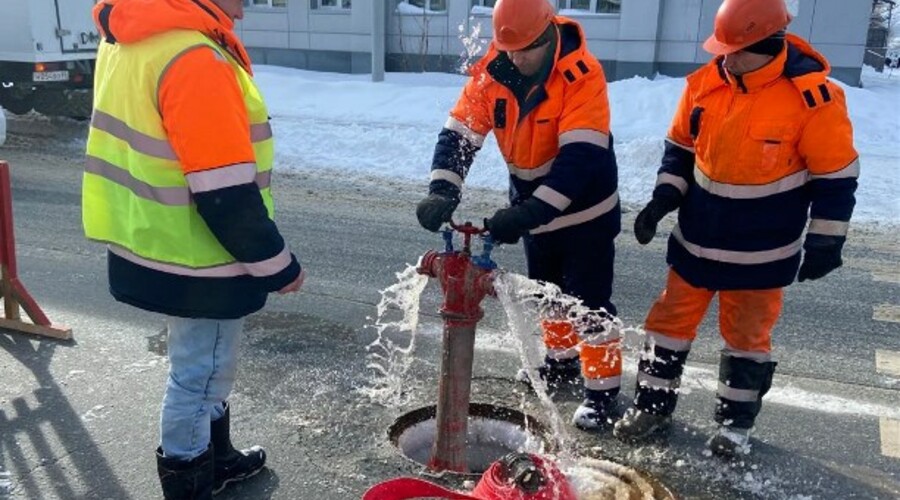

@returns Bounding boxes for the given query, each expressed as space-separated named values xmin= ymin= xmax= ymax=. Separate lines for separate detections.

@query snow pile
xmin=256 ymin=63 xmax=900 ymax=224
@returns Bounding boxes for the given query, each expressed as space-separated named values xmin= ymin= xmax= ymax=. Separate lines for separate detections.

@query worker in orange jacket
xmin=613 ymin=0 xmax=859 ymax=457
xmin=416 ymin=0 xmax=622 ymax=430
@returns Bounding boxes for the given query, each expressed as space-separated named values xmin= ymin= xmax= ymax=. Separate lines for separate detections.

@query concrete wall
xmin=237 ymin=0 xmax=870 ymax=85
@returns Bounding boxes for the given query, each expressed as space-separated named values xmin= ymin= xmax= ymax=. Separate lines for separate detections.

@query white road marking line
xmin=618 ymin=362 xmax=900 ymax=419
xmin=875 ymin=350 xmax=900 ymax=458
xmin=876 ymin=349 xmax=900 ymax=378
xmin=873 ymin=304 xmax=900 ymax=324
xmin=872 ymin=271 xmax=900 ymax=284
xmin=880 ymin=417 xmax=900 ymax=458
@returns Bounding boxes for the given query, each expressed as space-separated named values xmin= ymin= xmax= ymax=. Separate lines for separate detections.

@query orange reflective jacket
xmin=429 ymin=16 xmax=619 ymax=236
xmin=654 ymin=34 xmax=858 ymax=290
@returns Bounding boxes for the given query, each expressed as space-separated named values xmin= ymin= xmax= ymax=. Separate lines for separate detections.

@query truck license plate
xmin=33 ymin=70 xmax=70 ymax=82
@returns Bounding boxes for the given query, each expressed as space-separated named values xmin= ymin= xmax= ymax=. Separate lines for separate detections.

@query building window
xmin=471 ymin=0 xmax=497 ymax=7
xmin=398 ymin=0 xmax=447 ymax=13
xmin=558 ymin=0 xmax=620 ymax=14
xmin=245 ymin=0 xmax=287 ymax=7
xmin=311 ymin=0 xmax=351 ymax=9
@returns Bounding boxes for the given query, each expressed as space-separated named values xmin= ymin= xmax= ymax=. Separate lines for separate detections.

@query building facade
xmin=238 ymin=0 xmax=871 ymax=86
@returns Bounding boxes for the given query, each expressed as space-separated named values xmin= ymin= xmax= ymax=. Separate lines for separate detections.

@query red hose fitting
xmin=472 ymin=454 xmax=576 ymax=500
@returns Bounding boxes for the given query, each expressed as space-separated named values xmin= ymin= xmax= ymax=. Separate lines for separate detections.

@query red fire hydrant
xmin=364 ymin=226 xmax=577 ymax=499
xmin=417 ymin=222 xmax=496 ymax=327
xmin=415 ymin=222 xmax=496 ymax=473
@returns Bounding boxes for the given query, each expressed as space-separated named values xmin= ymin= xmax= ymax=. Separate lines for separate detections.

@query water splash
xmin=457 ymin=17 xmax=487 ymax=74
xmin=362 ymin=264 xmax=429 ymax=407
xmin=492 ymin=271 xmax=622 ymax=461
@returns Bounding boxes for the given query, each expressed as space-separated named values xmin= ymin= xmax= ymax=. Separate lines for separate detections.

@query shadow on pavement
xmin=217 ymin=468 xmax=280 ymax=500
xmin=0 ymin=332 xmax=131 ymax=500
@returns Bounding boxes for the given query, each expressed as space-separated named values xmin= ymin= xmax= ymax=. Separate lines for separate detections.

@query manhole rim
xmin=388 ymin=402 xmax=554 ymax=478
xmin=387 ymin=403 xmax=677 ymax=498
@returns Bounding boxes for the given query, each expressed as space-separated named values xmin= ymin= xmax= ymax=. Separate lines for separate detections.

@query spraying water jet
xmin=366 ymin=222 xmax=677 ymax=499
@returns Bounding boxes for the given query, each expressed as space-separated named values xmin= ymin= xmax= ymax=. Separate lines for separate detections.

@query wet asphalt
xmin=0 ymin=116 xmax=898 ymax=499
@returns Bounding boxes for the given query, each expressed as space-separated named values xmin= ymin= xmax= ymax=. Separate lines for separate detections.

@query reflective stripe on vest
xmin=84 ymin=30 xmax=274 ymax=271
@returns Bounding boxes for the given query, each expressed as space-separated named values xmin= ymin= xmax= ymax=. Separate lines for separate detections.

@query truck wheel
xmin=63 ymin=89 xmax=93 ymax=120
xmin=33 ymin=89 xmax=68 ymax=117
xmin=33 ymin=89 xmax=92 ymax=120
xmin=0 ymin=89 xmax=35 ymax=115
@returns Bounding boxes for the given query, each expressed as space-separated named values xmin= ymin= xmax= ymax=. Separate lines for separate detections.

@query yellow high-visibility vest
xmin=83 ymin=29 xmax=274 ymax=272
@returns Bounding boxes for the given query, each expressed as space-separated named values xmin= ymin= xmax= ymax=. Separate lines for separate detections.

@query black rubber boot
xmin=573 ymin=388 xmax=620 ymax=430
xmin=714 ymin=354 xmax=777 ymax=429
xmin=516 ymin=356 xmax=582 ymax=395
xmin=156 ymin=446 xmax=214 ymax=500
xmin=613 ymin=407 xmax=673 ymax=442
xmin=211 ymin=402 xmax=267 ymax=495
xmin=614 ymin=336 xmax=689 ymax=442
xmin=711 ymin=354 xmax=777 ymax=458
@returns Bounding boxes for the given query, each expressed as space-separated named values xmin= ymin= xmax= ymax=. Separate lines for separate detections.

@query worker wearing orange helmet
xmin=416 ymin=0 xmax=622 ymax=430
xmin=614 ymin=0 xmax=859 ymax=457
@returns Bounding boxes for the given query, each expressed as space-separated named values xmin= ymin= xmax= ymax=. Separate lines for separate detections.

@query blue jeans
xmin=160 ymin=317 xmax=244 ymax=460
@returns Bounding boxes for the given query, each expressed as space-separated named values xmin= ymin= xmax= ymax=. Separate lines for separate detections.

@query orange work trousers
xmin=644 ymin=268 xmax=783 ymax=354
xmin=542 ymin=318 xmax=621 ymax=384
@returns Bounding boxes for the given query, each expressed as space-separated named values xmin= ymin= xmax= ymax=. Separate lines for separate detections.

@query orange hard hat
xmin=492 ymin=0 xmax=555 ymax=52
xmin=703 ymin=0 xmax=792 ymax=55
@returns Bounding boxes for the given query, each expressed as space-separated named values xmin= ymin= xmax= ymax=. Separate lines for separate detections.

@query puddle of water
xmin=145 ymin=327 xmax=167 ymax=357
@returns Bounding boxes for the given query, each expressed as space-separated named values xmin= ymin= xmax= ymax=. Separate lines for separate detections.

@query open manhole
xmin=389 ymin=403 xmax=677 ymax=499
xmin=389 ymin=403 xmax=550 ymax=476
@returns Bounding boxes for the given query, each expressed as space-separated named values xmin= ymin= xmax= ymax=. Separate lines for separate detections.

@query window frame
xmin=311 ymin=0 xmax=352 ymax=11
xmin=397 ymin=0 xmax=448 ymax=14
xmin=243 ymin=0 xmax=288 ymax=8
xmin=557 ymin=0 xmax=621 ymax=14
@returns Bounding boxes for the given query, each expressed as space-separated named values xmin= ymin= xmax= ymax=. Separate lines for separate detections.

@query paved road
xmin=0 ymin=117 xmax=898 ymax=499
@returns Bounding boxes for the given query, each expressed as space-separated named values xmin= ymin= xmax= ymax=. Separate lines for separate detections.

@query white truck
xmin=0 ymin=0 xmax=99 ymax=118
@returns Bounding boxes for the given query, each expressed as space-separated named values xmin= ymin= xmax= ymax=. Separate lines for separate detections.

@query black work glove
xmin=797 ymin=245 xmax=843 ymax=282
xmin=634 ymin=194 xmax=680 ymax=245
xmin=416 ymin=193 xmax=459 ymax=232
xmin=485 ymin=197 xmax=557 ymax=245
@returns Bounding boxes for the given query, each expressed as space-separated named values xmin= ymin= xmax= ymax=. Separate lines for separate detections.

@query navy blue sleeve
xmin=540 ymin=140 xmax=616 ymax=204
xmin=808 ymin=177 xmax=857 ymax=225
xmin=653 ymin=140 xmax=695 ymax=204
xmin=194 ymin=183 xmax=301 ymax=292
xmin=805 ymin=175 xmax=857 ymax=250
xmin=428 ymin=128 xmax=480 ymax=199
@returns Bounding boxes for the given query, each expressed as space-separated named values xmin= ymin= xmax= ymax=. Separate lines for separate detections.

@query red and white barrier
xmin=0 ymin=160 xmax=71 ymax=339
